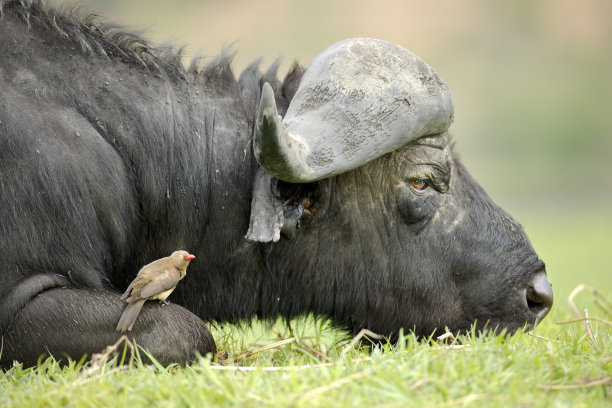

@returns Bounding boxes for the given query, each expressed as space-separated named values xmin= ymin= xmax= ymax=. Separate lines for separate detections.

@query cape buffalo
xmin=0 ymin=0 xmax=552 ymax=368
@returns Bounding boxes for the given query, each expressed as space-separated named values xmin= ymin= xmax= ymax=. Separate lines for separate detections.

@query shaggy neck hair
xmin=0 ymin=0 xmax=303 ymax=97
xmin=1 ymin=0 xmax=185 ymax=77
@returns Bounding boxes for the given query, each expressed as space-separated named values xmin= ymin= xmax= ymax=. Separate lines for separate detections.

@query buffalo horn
xmin=254 ymin=38 xmax=454 ymax=183
xmin=254 ymin=83 xmax=312 ymax=182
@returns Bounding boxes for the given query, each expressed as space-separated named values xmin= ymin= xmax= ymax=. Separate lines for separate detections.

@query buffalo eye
xmin=408 ymin=179 xmax=429 ymax=193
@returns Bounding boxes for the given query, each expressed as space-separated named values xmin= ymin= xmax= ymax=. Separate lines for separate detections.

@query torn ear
xmin=245 ymin=167 xmax=325 ymax=243
xmin=245 ymin=167 xmax=284 ymax=243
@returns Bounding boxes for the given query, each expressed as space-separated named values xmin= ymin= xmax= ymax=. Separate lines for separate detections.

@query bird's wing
xmin=126 ymin=259 xmax=169 ymax=292
xmin=137 ymin=269 xmax=180 ymax=299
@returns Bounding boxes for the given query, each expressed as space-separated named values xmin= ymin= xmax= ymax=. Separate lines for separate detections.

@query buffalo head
xmin=250 ymin=38 xmax=552 ymax=337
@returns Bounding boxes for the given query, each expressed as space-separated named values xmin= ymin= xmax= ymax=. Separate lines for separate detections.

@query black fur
xmin=0 ymin=0 xmax=548 ymax=368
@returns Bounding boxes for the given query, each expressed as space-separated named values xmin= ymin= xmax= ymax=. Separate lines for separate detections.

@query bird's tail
xmin=116 ymin=299 xmax=146 ymax=332
xmin=119 ymin=283 xmax=133 ymax=300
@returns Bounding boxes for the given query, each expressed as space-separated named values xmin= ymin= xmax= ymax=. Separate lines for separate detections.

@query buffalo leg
xmin=1 ymin=287 xmax=216 ymax=368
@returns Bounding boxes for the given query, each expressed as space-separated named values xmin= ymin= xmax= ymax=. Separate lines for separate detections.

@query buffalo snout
xmin=525 ymin=270 xmax=553 ymax=321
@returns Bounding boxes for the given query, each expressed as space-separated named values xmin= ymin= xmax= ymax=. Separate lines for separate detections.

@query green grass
xmin=1 ymin=312 xmax=610 ymax=407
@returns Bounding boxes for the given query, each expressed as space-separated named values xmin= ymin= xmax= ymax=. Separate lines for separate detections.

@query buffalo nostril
xmin=526 ymin=270 xmax=553 ymax=319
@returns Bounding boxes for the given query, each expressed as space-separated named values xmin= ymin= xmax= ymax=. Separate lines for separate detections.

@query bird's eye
xmin=409 ymin=179 xmax=429 ymax=193
xmin=179 ymin=255 xmax=184 ymax=260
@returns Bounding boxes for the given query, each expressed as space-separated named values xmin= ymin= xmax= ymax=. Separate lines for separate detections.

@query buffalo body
xmin=0 ymin=1 xmax=552 ymax=367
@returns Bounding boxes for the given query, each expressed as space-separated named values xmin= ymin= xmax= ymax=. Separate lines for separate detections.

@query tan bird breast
xmin=150 ymin=288 xmax=175 ymax=301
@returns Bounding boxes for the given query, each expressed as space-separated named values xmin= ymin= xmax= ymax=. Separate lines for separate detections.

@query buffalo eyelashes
xmin=408 ymin=179 xmax=429 ymax=193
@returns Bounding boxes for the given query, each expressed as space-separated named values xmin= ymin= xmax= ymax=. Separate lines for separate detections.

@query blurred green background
xmin=57 ymin=0 xmax=611 ymax=319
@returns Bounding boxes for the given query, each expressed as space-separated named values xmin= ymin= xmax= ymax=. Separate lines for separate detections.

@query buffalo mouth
xmin=495 ymin=269 xmax=554 ymax=332
xmin=449 ymin=269 xmax=554 ymax=337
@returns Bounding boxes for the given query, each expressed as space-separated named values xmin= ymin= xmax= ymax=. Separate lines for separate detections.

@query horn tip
xmin=261 ymin=81 xmax=274 ymax=100
xmin=259 ymin=82 xmax=279 ymax=118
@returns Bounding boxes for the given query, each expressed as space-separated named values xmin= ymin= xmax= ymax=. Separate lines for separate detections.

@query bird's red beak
xmin=185 ymin=254 xmax=196 ymax=261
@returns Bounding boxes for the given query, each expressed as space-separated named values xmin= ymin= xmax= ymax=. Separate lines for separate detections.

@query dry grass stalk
xmin=593 ymin=297 xmax=612 ymax=316
xmin=538 ymin=376 xmax=612 ymax=390
xmin=341 ymin=329 xmax=384 ymax=356
xmin=79 ymin=335 xmax=135 ymax=378
xmin=557 ymin=317 xmax=612 ymax=326
xmin=566 ymin=284 xmax=609 ymax=353
xmin=209 ymin=356 xmax=374 ymax=372
xmin=436 ymin=331 xmax=456 ymax=344
xmin=582 ymin=309 xmax=602 ymax=353
xmin=209 ymin=362 xmax=337 ymax=372
xmin=527 ymin=333 xmax=560 ymax=343
xmin=568 ymin=284 xmax=612 ymax=317
xmin=232 ymin=337 xmax=296 ymax=363
xmin=443 ymin=344 xmax=469 ymax=350
xmin=434 ymin=329 xmax=471 ymax=349
xmin=299 ymin=341 xmax=337 ymax=365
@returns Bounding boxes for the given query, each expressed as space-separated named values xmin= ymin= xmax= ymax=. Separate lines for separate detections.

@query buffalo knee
xmin=0 ymin=288 xmax=216 ymax=368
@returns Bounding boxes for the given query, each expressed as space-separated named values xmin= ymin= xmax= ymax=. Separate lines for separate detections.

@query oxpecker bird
xmin=116 ymin=250 xmax=195 ymax=332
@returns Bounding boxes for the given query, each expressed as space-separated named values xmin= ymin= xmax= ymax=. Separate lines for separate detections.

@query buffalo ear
xmin=277 ymin=178 xmax=328 ymax=240
xmin=245 ymin=168 xmax=328 ymax=243
xmin=245 ymin=167 xmax=284 ymax=243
